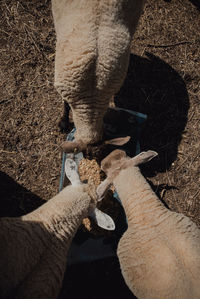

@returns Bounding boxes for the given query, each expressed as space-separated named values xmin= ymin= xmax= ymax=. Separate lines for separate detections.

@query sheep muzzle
xmin=61 ymin=136 xmax=130 ymax=154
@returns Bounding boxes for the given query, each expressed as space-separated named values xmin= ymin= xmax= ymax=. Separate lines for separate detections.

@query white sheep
xmin=97 ymin=149 xmax=200 ymax=299
xmin=52 ymin=0 xmax=146 ymax=151
xmin=0 ymin=159 xmax=110 ymax=299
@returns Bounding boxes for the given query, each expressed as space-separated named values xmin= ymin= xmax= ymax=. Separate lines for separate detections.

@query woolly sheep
xmin=97 ymin=149 xmax=200 ymax=299
xmin=52 ymin=0 xmax=146 ymax=151
xmin=0 ymin=159 xmax=109 ymax=299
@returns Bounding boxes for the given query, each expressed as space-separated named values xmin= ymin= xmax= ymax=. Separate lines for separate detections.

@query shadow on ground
xmin=115 ymin=53 xmax=189 ymax=174
xmin=163 ymin=0 xmax=200 ymax=10
xmin=187 ymin=0 xmax=200 ymax=10
xmin=0 ymin=171 xmax=44 ymax=217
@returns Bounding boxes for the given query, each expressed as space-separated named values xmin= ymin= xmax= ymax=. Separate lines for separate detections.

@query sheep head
xmin=61 ymin=136 xmax=131 ymax=154
xmin=101 ymin=149 xmax=158 ymax=174
xmin=96 ymin=150 xmax=158 ymax=199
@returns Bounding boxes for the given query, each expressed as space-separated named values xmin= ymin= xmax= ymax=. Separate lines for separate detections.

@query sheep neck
xmin=71 ymin=104 xmax=106 ymax=144
xmin=113 ymin=166 xmax=168 ymax=228
xmin=22 ymin=185 xmax=91 ymax=244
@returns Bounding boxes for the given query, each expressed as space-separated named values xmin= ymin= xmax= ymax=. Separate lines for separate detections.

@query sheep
xmin=97 ymin=149 xmax=200 ymax=299
xmin=52 ymin=0 xmax=146 ymax=152
xmin=0 ymin=159 xmax=110 ymax=299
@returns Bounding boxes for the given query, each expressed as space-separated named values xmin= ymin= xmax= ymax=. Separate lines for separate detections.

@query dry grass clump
xmin=79 ymin=159 xmax=102 ymax=187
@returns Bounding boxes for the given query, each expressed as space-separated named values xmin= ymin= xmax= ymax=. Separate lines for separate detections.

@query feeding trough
xmin=59 ymin=108 xmax=147 ymax=265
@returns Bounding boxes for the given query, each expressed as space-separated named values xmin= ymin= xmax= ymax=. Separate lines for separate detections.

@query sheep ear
xmin=65 ymin=158 xmax=81 ymax=186
xmin=132 ymin=150 xmax=158 ymax=166
xmin=96 ymin=178 xmax=112 ymax=201
xmin=105 ymin=136 xmax=130 ymax=146
xmin=90 ymin=208 xmax=115 ymax=231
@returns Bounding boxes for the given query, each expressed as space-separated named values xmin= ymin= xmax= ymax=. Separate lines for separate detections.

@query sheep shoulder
xmin=118 ymin=228 xmax=195 ymax=299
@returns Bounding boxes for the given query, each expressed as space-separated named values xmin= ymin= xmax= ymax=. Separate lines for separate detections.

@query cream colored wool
xmin=100 ymin=150 xmax=200 ymax=299
xmin=52 ymin=0 xmax=146 ymax=145
xmin=0 ymin=184 xmax=96 ymax=299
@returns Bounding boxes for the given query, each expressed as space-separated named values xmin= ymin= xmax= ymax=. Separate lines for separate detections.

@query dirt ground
xmin=0 ymin=0 xmax=199 ymax=298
